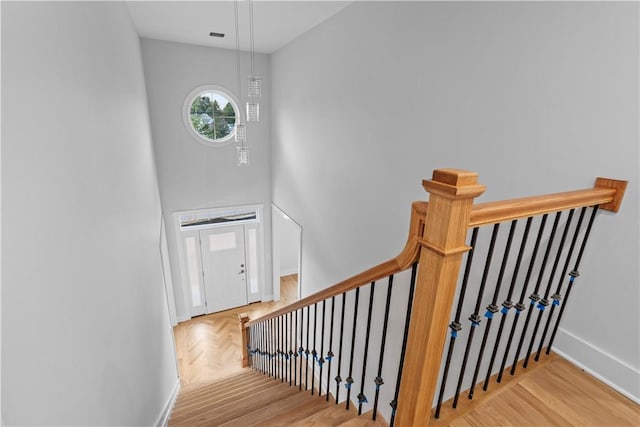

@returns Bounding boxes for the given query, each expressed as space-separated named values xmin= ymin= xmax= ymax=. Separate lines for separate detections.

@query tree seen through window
xmin=189 ymin=91 xmax=236 ymax=141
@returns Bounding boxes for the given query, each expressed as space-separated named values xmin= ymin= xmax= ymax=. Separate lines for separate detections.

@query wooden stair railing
xmin=241 ymin=169 xmax=627 ymax=427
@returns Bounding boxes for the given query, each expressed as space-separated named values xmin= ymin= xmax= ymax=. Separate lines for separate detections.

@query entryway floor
xmin=173 ymin=274 xmax=298 ymax=391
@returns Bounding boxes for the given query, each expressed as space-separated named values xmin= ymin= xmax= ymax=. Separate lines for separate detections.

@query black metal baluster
xmin=326 ymin=296 xmax=336 ymax=402
xmin=521 ymin=212 xmax=562 ymax=368
xmin=252 ymin=324 xmax=256 ymax=369
xmin=254 ymin=324 xmax=258 ymax=370
xmin=258 ymin=321 xmax=263 ymax=373
xmin=294 ymin=309 xmax=299 ymax=387
xmin=547 ymin=206 xmax=599 ymax=353
xmin=273 ymin=317 xmax=277 ymax=378
xmin=453 ymin=223 xmax=500 ymax=408
xmin=305 ymin=305 xmax=310 ymax=391
xmin=358 ymin=282 xmax=376 ymax=415
xmin=282 ymin=314 xmax=286 ymax=382
xmin=469 ymin=221 xmax=517 ymax=399
xmin=265 ymin=319 xmax=269 ymax=376
xmin=526 ymin=210 xmax=574 ymax=367
xmin=299 ymin=308 xmax=304 ymax=390
xmin=435 ymin=228 xmax=479 ymax=417
xmin=372 ymin=275 xmax=394 ymax=420
xmin=280 ymin=315 xmax=284 ymax=381
xmin=283 ymin=314 xmax=287 ymax=382
xmin=512 ymin=212 xmax=561 ymax=375
xmin=535 ymin=209 xmax=584 ymax=361
xmin=498 ymin=215 xmax=548 ymax=382
xmin=335 ymin=292 xmax=346 ymax=404
xmin=264 ymin=320 xmax=268 ymax=374
xmin=484 ymin=217 xmax=532 ymax=389
xmin=289 ymin=312 xmax=294 ymax=386
xmin=282 ymin=314 xmax=286 ymax=383
xmin=248 ymin=324 xmax=253 ymax=369
xmin=253 ymin=324 xmax=257 ymax=369
xmin=265 ymin=320 xmax=269 ymax=374
xmin=268 ymin=318 xmax=273 ymax=377
xmin=312 ymin=303 xmax=318 ymax=395
xmin=262 ymin=321 xmax=266 ymax=375
xmin=345 ymin=287 xmax=360 ymax=410
xmin=318 ymin=300 xmax=327 ymax=397
xmin=278 ymin=315 xmax=283 ymax=381
xmin=389 ymin=262 xmax=418 ymax=427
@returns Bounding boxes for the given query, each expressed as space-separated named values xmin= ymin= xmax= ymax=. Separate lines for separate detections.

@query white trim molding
xmin=554 ymin=328 xmax=640 ymax=404
xmin=155 ymin=379 xmax=180 ymax=427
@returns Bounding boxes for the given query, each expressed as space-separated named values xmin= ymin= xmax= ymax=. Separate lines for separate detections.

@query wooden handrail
xmin=468 ymin=177 xmax=627 ymax=227
xmin=246 ymin=201 xmax=427 ymax=327
xmin=246 ymin=178 xmax=627 ymax=327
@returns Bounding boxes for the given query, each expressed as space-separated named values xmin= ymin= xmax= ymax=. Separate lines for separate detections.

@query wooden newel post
xmin=239 ymin=313 xmax=250 ymax=368
xmin=395 ymin=169 xmax=485 ymax=426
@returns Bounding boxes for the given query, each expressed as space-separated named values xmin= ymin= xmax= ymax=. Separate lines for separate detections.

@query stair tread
xmin=170 ymin=370 xmax=389 ymax=427
xmin=171 ymin=378 xmax=300 ymax=426
xmin=179 ymin=369 xmax=261 ymax=394
xmin=218 ymin=390 xmax=333 ymax=427
xmin=338 ymin=411 xmax=388 ymax=426
xmin=175 ymin=373 xmax=274 ymax=406
xmin=289 ymin=401 xmax=360 ymax=426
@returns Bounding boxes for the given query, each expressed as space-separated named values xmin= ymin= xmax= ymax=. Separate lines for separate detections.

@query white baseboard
xmin=155 ymin=379 xmax=180 ymax=427
xmin=554 ymin=328 xmax=640 ymax=404
xmin=176 ymin=314 xmax=190 ymax=323
xmin=280 ymin=268 xmax=298 ymax=277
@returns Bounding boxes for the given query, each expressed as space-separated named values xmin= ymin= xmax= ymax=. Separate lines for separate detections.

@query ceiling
xmin=126 ymin=1 xmax=352 ymax=54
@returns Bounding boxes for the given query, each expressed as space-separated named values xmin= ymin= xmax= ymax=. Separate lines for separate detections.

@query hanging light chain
xmin=249 ymin=0 xmax=256 ymax=77
xmin=234 ymin=0 xmax=248 ymax=165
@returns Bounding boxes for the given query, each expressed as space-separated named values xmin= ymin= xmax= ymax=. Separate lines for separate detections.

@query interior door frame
xmin=173 ymin=204 xmax=265 ymax=319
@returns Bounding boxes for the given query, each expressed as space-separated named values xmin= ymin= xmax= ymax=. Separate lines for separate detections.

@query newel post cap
xmin=423 ymin=168 xmax=486 ymax=199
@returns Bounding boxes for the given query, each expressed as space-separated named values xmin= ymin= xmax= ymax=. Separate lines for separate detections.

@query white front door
xmin=199 ymin=225 xmax=248 ymax=313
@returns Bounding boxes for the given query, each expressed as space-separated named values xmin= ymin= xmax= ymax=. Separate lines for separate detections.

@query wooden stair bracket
xmin=395 ymin=169 xmax=486 ymax=426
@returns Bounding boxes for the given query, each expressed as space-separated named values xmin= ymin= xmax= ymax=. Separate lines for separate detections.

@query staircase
xmin=170 ymin=169 xmax=628 ymax=426
xmin=170 ymin=369 xmax=387 ymax=426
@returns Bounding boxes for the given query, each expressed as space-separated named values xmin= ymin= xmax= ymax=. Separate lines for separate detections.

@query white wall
xmin=140 ymin=39 xmax=272 ymax=321
xmin=271 ymin=205 xmax=301 ymax=302
xmin=2 ymin=2 xmax=179 ymax=425
xmin=276 ymin=209 xmax=300 ymax=277
xmin=272 ymin=0 xmax=639 ymax=403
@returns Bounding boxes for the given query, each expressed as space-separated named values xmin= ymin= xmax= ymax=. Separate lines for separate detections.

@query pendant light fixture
xmin=234 ymin=0 xmax=249 ymax=165
xmin=246 ymin=0 xmax=260 ymax=122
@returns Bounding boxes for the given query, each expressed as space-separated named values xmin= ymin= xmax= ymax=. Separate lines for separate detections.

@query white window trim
xmin=182 ymin=84 xmax=243 ymax=147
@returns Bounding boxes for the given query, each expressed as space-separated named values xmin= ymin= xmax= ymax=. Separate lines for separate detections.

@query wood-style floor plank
xmin=440 ymin=355 xmax=639 ymax=427
xmin=174 ymin=274 xmax=299 ymax=389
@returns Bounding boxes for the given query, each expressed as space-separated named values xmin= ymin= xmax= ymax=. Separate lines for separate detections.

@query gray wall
xmin=271 ymin=1 xmax=639 ymax=401
xmin=140 ymin=39 xmax=272 ymax=321
xmin=2 ymin=2 xmax=178 ymax=425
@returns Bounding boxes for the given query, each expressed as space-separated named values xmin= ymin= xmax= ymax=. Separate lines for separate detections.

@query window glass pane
xmin=180 ymin=210 xmax=256 ymax=229
xmin=248 ymin=229 xmax=259 ymax=294
xmin=209 ymin=232 xmax=236 ymax=252
xmin=185 ymin=236 xmax=202 ymax=307
xmin=188 ymin=90 xmax=237 ymax=142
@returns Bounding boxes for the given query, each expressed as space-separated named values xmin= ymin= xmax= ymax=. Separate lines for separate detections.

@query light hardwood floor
xmin=173 ymin=275 xmax=639 ymax=425
xmin=174 ymin=274 xmax=299 ymax=391
xmin=435 ymin=353 xmax=639 ymax=426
